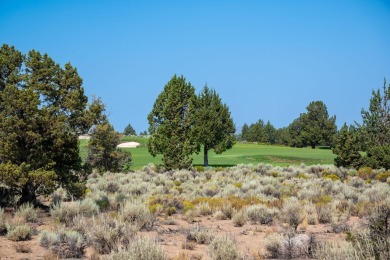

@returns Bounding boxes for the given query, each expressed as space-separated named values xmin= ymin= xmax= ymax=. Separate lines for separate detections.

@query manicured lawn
xmin=80 ymin=136 xmax=336 ymax=170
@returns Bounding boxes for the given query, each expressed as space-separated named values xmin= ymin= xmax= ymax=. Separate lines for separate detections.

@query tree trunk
xmin=21 ymin=184 xmax=36 ymax=205
xmin=203 ymin=146 xmax=208 ymax=167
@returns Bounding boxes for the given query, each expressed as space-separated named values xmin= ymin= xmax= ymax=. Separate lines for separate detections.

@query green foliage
xmin=289 ymin=101 xmax=337 ymax=148
xmin=243 ymin=120 xmax=278 ymax=145
xmin=87 ymin=123 xmax=132 ymax=172
xmin=123 ymin=123 xmax=136 ymax=135
xmin=148 ymin=75 xmax=198 ymax=170
xmin=333 ymin=123 xmax=363 ymax=168
xmin=194 ymin=85 xmax=236 ymax=166
xmin=0 ymin=44 xmax=105 ymax=204
xmin=361 ymin=79 xmax=390 ymax=147
xmin=365 ymin=145 xmax=390 ymax=170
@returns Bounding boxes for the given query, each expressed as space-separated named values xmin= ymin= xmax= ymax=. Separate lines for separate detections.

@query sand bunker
xmin=78 ymin=135 xmax=91 ymax=140
xmin=117 ymin=141 xmax=141 ymax=148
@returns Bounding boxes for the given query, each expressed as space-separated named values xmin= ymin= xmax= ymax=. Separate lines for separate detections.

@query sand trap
xmin=117 ymin=141 xmax=141 ymax=148
xmin=78 ymin=135 xmax=91 ymax=140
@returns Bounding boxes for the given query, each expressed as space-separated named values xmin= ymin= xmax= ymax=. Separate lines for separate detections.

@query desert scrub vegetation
xmin=31 ymin=163 xmax=390 ymax=258
xmin=109 ymin=237 xmax=167 ymax=260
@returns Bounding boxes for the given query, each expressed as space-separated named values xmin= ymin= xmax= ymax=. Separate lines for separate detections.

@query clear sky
xmin=1 ymin=0 xmax=390 ymax=133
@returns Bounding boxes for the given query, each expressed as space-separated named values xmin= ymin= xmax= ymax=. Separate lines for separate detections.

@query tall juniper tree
xmin=194 ymin=85 xmax=235 ymax=167
xmin=147 ymin=75 xmax=198 ymax=170
xmin=0 ymin=44 xmax=104 ymax=204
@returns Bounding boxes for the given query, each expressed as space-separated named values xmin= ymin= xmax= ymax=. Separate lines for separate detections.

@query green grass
xmin=80 ymin=136 xmax=336 ymax=170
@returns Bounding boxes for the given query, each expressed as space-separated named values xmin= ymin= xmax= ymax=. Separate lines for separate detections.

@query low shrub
xmin=120 ymin=200 xmax=155 ymax=230
xmin=281 ymin=197 xmax=305 ymax=231
xmin=232 ymin=210 xmax=247 ymax=227
xmin=187 ymin=224 xmax=214 ymax=245
xmin=110 ymin=237 xmax=167 ymax=260
xmin=50 ymin=199 xmax=99 ymax=226
xmin=51 ymin=187 xmax=68 ymax=205
xmin=220 ymin=203 xmax=236 ymax=219
xmin=40 ymin=230 xmax=86 ymax=258
xmin=15 ymin=203 xmax=38 ymax=223
xmin=356 ymin=167 xmax=374 ymax=180
xmin=246 ymin=204 xmax=278 ymax=225
xmin=6 ymin=224 xmax=32 ymax=241
xmin=197 ymin=202 xmax=212 ymax=216
xmin=87 ymin=215 xmax=137 ymax=254
xmin=265 ymin=233 xmax=283 ymax=258
xmin=95 ymin=195 xmax=110 ymax=211
xmin=208 ymin=235 xmax=239 ymax=260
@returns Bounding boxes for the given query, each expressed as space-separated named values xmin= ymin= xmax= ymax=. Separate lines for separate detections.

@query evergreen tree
xmin=123 ymin=123 xmax=136 ymax=135
xmin=241 ymin=124 xmax=249 ymax=141
xmin=87 ymin=123 xmax=132 ymax=172
xmin=194 ymin=85 xmax=235 ymax=166
xmin=0 ymin=44 xmax=104 ymax=204
xmin=360 ymin=79 xmax=390 ymax=146
xmin=332 ymin=123 xmax=363 ymax=168
xmin=147 ymin=75 xmax=198 ymax=170
xmin=289 ymin=101 xmax=336 ymax=148
xmin=264 ymin=121 xmax=277 ymax=144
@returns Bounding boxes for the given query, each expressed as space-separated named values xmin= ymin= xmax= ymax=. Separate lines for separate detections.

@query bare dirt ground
xmin=0 ymin=209 xmax=360 ymax=260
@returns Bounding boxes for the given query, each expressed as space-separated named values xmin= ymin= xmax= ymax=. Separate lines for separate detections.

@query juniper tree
xmin=193 ymin=85 xmax=235 ymax=167
xmin=87 ymin=123 xmax=132 ymax=172
xmin=360 ymin=79 xmax=390 ymax=147
xmin=0 ymin=44 xmax=104 ymax=204
xmin=147 ymin=75 xmax=198 ymax=170
xmin=123 ymin=123 xmax=136 ymax=136
xmin=289 ymin=101 xmax=337 ymax=148
xmin=332 ymin=123 xmax=363 ymax=168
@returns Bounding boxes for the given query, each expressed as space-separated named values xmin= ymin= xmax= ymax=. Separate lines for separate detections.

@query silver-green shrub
xmin=15 ymin=203 xmax=38 ymax=223
xmin=87 ymin=215 xmax=137 ymax=254
xmin=110 ymin=237 xmax=167 ymax=260
xmin=281 ymin=197 xmax=305 ymax=230
xmin=120 ymin=200 xmax=155 ymax=230
xmin=246 ymin=204 xmax=278 ymax=224
xmin=6 ymin=224 xmax=32 ymax=241
xmin=208 ymin=235 xmax=239 ymax=260
xmin=187 ymin=224 xmax=214 ymax=244
xmin=39 ymin=229 xmax=86 ymax=258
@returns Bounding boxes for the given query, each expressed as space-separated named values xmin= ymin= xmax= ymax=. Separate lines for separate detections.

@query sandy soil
xmin=78 ymin=135 xmax=91 ymax=140
xmin=0 ymin=210 xmax=360 ymax=260
xmin=117 ymin=141 xmax=141 ymax=148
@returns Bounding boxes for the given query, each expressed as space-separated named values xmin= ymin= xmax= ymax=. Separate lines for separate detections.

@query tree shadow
xmin=193 ymin=164 xmax=236 ymax=168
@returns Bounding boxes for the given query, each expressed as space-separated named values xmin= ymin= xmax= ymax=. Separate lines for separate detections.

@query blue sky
xmin=1 ymin=0 xmax=390 ymax=133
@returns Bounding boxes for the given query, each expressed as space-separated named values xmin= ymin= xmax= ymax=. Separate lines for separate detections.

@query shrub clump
xmin=39 ymin=230 xmax=86 ymax=258
xmin=110 ymin=237 xmax=167 ymax=260
xmin=87 ymin=215 xmax=137 ymax=254
xmin=208 ymin=235 xmax=239 ymax=260
xmin=187 ymin=224 xmax=214 ymax=245
xmin=50 ymin=199 xmax=99 ymax=226
xmin=120 ymin=200 xmax=155 ymax=230
xmin=246 ymin=204 xmax=278 ymax=224
xmin=232 ymin=210 xmax=247 ymax=227
xmin=15 ymin=203 xmax=38 ymax=223
xmin=6 ymin=224 xmax=32 ymax=241
xmin=281 ymin=197 xmax=305 ymax=231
